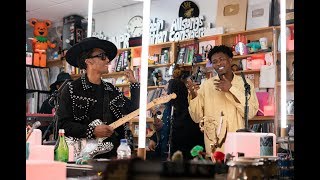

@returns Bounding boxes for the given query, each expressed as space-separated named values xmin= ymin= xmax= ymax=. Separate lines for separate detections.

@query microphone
xmin=26 ymin=121 xmax=41 ymax=141
xmin=240 ymin=72 xmax=250 ymax=95
xmin=49 ymin=79 xmax=71 ymax=105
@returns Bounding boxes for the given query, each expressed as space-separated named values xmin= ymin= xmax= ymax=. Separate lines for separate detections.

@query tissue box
xmin=26 ymin=160 xmax=66 ymax=180
xmin=27 ymin=129 xmax=42 ymax=145
xmin=29 ymin=145 xmax=54 ymax=161
xmin=224 ymin=132 xmax=277 ymax=158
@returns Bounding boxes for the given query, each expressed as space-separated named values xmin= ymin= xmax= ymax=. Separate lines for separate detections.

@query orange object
xmin=29 ymin=18 xmax=56 ymax=67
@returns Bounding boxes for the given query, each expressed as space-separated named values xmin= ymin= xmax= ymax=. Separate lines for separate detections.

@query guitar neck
xmin=109 ymin=102 xmax=155 ymax=129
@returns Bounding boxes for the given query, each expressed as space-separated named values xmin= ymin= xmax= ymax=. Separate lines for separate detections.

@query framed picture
xmin=246 ymin=0 xmax=272 ymax=30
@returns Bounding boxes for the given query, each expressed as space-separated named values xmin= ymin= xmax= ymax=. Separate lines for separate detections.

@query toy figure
xmin=29 ymin=18 xmax=56 ymax=67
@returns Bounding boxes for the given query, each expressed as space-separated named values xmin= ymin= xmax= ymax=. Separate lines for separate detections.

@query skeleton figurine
xmin=199 ymin=112 xmax=225 ymax=154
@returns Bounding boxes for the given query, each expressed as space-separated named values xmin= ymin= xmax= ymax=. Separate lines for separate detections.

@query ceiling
xmin=26 ymin=0 xmax=141 ymax=24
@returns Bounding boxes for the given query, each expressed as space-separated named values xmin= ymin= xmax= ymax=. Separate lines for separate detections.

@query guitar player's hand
xmin=93 ymin=125 xmax=114 ymax=138
xmin=148 ymin=140 xmax=156 ymax=151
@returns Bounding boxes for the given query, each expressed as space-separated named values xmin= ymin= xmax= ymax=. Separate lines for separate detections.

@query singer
xmin=188 ymin=45 xmax=259 ymax=155
xmin=56 ymin=37 xmax=140 ymax=159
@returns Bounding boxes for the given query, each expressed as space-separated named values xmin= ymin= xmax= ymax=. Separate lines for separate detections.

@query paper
xmin=259 ymin=65 xmax=275 ymax=88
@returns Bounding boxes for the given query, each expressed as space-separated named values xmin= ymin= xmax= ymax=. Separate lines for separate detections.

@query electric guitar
xmin=89 ymin=93 xmax=177 ymax=158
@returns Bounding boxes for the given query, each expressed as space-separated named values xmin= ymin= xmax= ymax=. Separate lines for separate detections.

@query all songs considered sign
xmin=169 ymin=1 xmax=204 ymax=42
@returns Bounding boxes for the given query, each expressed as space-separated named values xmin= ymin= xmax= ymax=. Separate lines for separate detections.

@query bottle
xmin=54 ymin=129 xmax=69 ymax=162
xmin=117 ymin=139 xmax=131 ymax=159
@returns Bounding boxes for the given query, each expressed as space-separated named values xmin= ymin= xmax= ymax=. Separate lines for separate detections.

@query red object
xmin=212 ymin=151 xmax=225 ymax=163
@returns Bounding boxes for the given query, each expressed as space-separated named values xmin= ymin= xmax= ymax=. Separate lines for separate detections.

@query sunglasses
xmin=89 ymin=53 xmax=108 ymax=60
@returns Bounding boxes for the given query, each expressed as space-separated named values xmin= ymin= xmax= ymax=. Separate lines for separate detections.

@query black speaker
xmin=62 ymin=15 xmax=87 ymax=50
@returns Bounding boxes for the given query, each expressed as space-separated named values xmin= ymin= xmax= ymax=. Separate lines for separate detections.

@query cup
xmin=259 ymin=37 xmax=268 ymax=50
xmin=26 ymin=142 xmax=30 ymax=160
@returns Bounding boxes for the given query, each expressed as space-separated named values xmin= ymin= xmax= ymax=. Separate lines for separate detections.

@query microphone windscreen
xmin=32 ymin=121 xmax=41 ymax=129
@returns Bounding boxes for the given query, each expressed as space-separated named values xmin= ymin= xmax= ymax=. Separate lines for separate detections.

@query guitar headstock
xmin=151 ymin=93 xmax=177 ymax=106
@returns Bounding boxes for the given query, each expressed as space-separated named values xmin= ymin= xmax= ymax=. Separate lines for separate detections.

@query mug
xmin=259 ymin=37 xmax=268 ymax=50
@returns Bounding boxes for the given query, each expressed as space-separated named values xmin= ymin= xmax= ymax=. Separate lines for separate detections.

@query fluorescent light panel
xmin=87 ymin=0 xmax=93 ymax=37
xmin=138 ymin=0 xmax=150 ymax=148
xmin=280 ymin=0 xmax=287 ymax=129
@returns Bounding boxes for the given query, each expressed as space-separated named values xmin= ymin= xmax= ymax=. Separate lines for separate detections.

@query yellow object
xmin=188 ymin=74 xmax=259 ymax=155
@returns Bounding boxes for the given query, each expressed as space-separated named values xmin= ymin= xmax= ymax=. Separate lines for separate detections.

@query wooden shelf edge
xmin=26 ymin=113 xmax=54 ymax=118
xmin=148 ymin=63 xmax=172 ymax=68
xmin=221 ymin=26 xmax=274 ymax=36
xmin=233 ymin=51 xmax=272 ymax=59
xmin=276 ymin=81 xmax=294 ymax=86
xmin=147 ymin=85 xmax=166 ymax=90
xmin=234 ymin=69 xmax=260 ymax=74
xmin=47 ymin=59 xmax=65 ymax=67
xmin=250 ymin=116 xmax=274 ymax=121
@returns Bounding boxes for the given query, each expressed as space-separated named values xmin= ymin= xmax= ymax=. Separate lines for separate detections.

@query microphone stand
xmin=48 ymin=79 xmax=70 ymax=142
xmin=166 ymin=105 xmax=174 ymax=161
xmin=236 ymin=72 xmax=254 ymax=132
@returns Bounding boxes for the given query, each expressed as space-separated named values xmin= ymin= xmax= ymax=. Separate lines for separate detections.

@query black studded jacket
xmin=57 ymin=73 xmax=140 ymax=158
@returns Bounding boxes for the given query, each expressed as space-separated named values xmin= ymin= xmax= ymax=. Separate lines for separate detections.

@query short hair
xmin=207 ymin=45 xmax=233 ymax=63
xmin=77 ymin=49 xmax=95 ymax=69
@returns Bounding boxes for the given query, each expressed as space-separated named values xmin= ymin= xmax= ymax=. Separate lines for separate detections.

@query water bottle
xmin=117 ymin=139 xmax=131 ymax=159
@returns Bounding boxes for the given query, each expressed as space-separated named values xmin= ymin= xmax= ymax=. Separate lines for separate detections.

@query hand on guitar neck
xmin=93 ymin=125 xmax=114 ymax=138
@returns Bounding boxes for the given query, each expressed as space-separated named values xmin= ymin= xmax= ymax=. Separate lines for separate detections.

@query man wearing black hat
xmin=39 ymin=72 xmax=72 ymax=141
xmin=39 ymin=72 xmax=72 ymax=114
xmin=57 ymin=37 xmax=140 ymax=159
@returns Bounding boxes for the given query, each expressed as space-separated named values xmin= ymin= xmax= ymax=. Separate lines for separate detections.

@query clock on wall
xmin=127 ymin=15 xmax=143 ymax=37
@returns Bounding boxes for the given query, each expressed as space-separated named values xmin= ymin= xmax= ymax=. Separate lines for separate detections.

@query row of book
xmin=26 ymin=92 xmax=50 ymax=114
xmin=177 ymin=44 xmax=199 ymax=65
xmin=26 ymin=67 xmax=50 ymax=91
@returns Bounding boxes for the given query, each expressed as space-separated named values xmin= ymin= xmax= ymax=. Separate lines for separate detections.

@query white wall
xmin=93 ymin=0 xmax=218 ymax=37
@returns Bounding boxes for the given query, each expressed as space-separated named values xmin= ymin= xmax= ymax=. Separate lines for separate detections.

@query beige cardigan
xmin=188 ymin=74 xmax=259 ymax=155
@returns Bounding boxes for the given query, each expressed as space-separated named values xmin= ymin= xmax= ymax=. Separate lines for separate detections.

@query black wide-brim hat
xmin=66 ymin=37 xmax=118 ymax=67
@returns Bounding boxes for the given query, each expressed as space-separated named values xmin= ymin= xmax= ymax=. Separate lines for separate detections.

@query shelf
xmin=118 ymin=48 xmax=131 ymax=52
xmin=221 ymin=26 xmax=274 ymax=37
xmin=149 ymin=41 xmax=172 ymax=47
xmin=177 ymin=61 xmax=207 ymax=67
xmin=148 ymin=63 xmax=172 ymax=68
xmin=277 ymin=50 xmax=294 ymax=54
xmin=71 ymin=71 xmax=127 ymax=80
xmin=26 ymin=89 xmax=50 ymax=93
xmin=234 ymin=69 xmax=260 ymax=74
xmin=250 ymin=116 xmax=274 ymax=121
xmin=147 ymin=85 xmax=166 ymax=90
xmin=46 ymin=59 xmax=65 ymax=67
xmin=26 ymin=113 xmax=54 ymax=121
xmin=275 ymin=23 xmax=294 ymax=29
xmin=233 ymin=51 xmax=271 ymax=59
xmin=276 ymin=81 xmax=294 ymax=86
